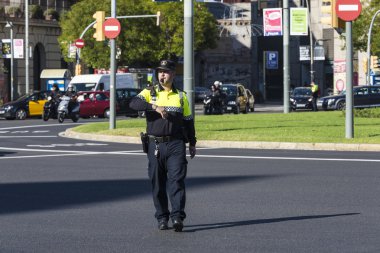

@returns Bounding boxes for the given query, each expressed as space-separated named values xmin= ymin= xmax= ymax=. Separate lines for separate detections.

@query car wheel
xmin=243 ymin=104 xmax=249 ymax=114
xmin=15 ymin=109 xmax=27 ymax=120
xmin=104 ymin=108 xmax=110 ymax=118
xmin=336 ymin=101 xmax=346 ymax=110
xmin=234 ymin=105 xmax=240 ymax=114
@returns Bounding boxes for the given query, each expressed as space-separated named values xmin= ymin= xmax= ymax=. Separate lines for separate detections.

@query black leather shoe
xmin=158 ymin=219 xmax=168 ymax=230
xmin=172 ymin=218 xmax=183 ymax=232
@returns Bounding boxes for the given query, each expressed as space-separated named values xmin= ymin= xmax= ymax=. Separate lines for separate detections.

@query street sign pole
xmin=110 ymin=0 xmax=117 ymax=130
xmin=335 ymin=0 xmax=362 ymax=139
xmin=283 ymin=0 xmax=290 ymax=113
xmin=345 ymin=21 xmax=353 ymax=138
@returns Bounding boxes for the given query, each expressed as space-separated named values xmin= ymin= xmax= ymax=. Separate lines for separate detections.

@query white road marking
xmin=0 ymin=121 xmax=104 ymax=131
xmin=0 ymin=136 xmax=57 ymax=138
xmin=1 ymin=146 xmax=380 ymax=163
xmin=26 ymin=143 xmax=108 ymax=148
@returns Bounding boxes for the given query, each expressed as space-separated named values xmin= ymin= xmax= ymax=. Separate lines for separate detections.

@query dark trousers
xmin=147 ymin=139 xmax=188 ymax=221
xmin=312 ymin=97 xmax=318 ymax=111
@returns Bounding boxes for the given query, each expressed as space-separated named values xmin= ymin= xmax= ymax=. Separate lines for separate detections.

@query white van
xmin=69 ymin=73 xmax=135 ymax=91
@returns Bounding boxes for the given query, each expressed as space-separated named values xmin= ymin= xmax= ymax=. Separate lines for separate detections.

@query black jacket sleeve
xmin=129 ymin=96 xmax=154 ymax=111
xmin=183 ymin=118 xmax=196 ymax=146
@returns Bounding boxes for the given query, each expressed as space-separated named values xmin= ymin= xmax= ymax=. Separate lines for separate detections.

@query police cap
xmin=156 ymin=60 xmax=176 ymax=72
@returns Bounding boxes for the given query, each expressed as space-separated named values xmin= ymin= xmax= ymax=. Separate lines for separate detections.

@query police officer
xmin=311 ymin=81 xmax=319 ymax=111
xmin=129 ymin=59 xmax=196 ymax=232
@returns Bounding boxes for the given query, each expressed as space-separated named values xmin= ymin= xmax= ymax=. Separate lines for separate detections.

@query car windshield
xmin=72 ymin=83 xmax=96 ymax=91
xmin=221 ymin=86 xmax=237 ymax=95
xmin=15 ymin=94 xmax=30 ymax=102
xmin=293 ymin=88 xmax=312 ymax=96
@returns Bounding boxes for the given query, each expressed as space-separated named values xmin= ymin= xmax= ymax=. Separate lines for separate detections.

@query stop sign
xmin=74 ymin=39 xmax=85 ymax=48
xmin=103 ymin=18 xmax=121 ymax=39
xmin=335 ymin=0 xmax=362 ymax=21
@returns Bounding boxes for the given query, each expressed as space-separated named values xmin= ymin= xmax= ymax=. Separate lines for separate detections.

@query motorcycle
xmin=42 ymin=95 xmax=59 ymax=121
xmin=57 ymin=95 xmax=80 ymax=123
xmin=203 ymin=95 xmax=224 ymax=115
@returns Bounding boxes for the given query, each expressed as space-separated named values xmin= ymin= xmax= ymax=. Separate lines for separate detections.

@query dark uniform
xmin=129 ymin=60 xmax=196 ymax=232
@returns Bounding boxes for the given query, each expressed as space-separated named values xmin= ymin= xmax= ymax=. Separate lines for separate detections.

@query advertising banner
xmin=290 ymin=8 xmax=308 ymax=36
xmin=1 ymin=39 xmax=24 ymax=59
xmin=263 ymin=8 xmax=282 ymax=36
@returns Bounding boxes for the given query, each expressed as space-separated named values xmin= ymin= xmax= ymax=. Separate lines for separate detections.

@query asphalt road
xmin=1 ymin=118 xmax=380 ymax=252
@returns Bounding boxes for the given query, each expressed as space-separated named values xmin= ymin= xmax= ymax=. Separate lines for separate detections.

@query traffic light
xmin=320 ymin=0 xmax=345 ymax=29
xmin=156 ymin=11 xmax=161 ymax=26
xmin=362 ymin=58 xmax=368 ymax=74
xmin=93 ymin=11 xmax=105 ymax=41
xmin=370 ymin=55 xmax=379 ymax=70
xmin=75 ymin=64 xmax=82 ymax=76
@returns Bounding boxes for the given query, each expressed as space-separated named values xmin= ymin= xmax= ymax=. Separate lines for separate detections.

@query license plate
xmin=317 ymin=101 xmax=323 ymax=105
xmin=296 ymin=104 xmax=305 ymax=108
xmin=227 ymin=106 xmax=232 ymax=110
xmin=0 ymin=110 xmax=5 ymax=114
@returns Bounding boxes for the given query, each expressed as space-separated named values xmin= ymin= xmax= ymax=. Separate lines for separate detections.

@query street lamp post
xmin=366 ymin=10 xmax=380 ymax=84
xmin=5 ymin=21 xmax=14 ymax=101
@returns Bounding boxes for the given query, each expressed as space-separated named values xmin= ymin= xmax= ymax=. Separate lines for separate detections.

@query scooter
xmin=57 ymin=95 xmax=80 ymax=123
xmin=42 ymin=96 xmax=59 ymax=121
xmin=203 ymin=95 xmax=224 ymax=115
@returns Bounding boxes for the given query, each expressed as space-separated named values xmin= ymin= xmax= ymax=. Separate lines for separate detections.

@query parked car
xmin=290 ymin=87 xmax=313 ymax=111
xmin=116 ymin=88 xmax=142 ymax=117
xmin=78 ymin=91 xmax=116 ymax=118
xmin=0 ymin=90 xmax=52 ymax=120
xmin=195 ymin=86 xmax=211 ymax=103
xmin=245 ymin=89 xmax=255 ymax=112
xmin=220 ymin=83 xmax=249 ymax=114
xmin=318 ymin=85 xmax=380 ymax=111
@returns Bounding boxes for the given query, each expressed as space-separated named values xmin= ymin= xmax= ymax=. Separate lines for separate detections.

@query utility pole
xmin=184 ymin=0 xmax=194 ymax=115
xmin=283 ymin=0 xmax=290 ymax=113
xmin=366 ymin=10 xmax=380 ymax=84
xmin=25 ymin=0 xmax=30 ymax=94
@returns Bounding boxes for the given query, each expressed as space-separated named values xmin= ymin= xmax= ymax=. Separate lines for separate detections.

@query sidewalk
xmin=62 ymin=128 xmax=380 ymax=152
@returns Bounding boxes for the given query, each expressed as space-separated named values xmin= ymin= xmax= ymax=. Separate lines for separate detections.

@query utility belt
xmin=140 ymin=133 xmax=180 ymax=155
xmin=148 ymin=135 xmax=175 ymax=143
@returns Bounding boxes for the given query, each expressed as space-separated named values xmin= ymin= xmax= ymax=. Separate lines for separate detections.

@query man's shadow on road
xmin=183 ymin=213 xmax=360 ymax=232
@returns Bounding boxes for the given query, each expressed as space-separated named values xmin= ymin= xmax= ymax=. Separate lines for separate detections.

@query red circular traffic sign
xmin=103 ymin=18 xmax=121 ymax=39
xmin=335 ymin=0 xmax=362 ymax=21
xmin=74 ymin=39 xmax=85 ymax=48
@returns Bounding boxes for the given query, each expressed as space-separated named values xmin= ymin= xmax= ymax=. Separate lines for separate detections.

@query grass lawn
xmin=72 ymin=111 xmax=380 ymax=144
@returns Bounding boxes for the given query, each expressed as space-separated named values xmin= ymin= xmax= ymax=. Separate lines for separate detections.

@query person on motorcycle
xmin=65 ymin=84 xmax=78 ymax=113
xmin=209 ymin=84 xmax=222 ymax=114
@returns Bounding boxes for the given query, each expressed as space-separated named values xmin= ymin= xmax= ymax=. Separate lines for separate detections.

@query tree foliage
xmin=353 ymin=0 xmax=380 ymax=55
xmin=58 ymin=0 xmax=218 ymax=69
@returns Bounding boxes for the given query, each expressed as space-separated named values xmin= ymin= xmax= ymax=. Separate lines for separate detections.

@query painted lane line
xmin=0 ymin=121 xmax=107 ymax=131
xmin=0 ymin=136 xmax=57 ymax=138
xmin=195 ymin=154 xmax=380 ymax=163
xmin=2 ymin=146 xmax=380 ymax=163
xmin=26 ymin=143 xmax=109 ymax=148
xmin=0 ymin=151 xmax=146 ymax=160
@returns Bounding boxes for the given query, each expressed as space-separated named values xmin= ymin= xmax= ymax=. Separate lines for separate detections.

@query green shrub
xmin=353 ymin=108 xmax=380 ymax=118
xmin=29 ymin=5 xmax=44 ymax=19
xmin=44 ymin=8 xmax=59 ymax=20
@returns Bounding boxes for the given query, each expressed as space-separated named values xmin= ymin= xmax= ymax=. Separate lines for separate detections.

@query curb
xmin=61 ymin=128 xmax=380 ymax=152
